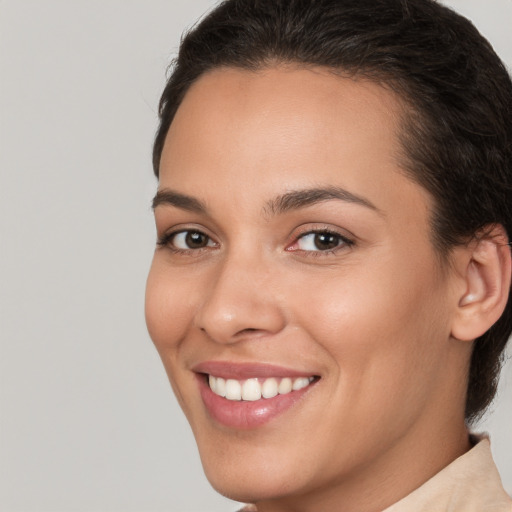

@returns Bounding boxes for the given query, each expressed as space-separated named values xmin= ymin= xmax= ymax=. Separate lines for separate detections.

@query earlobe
xmin=451 ymin=226 xmax=512 ymax=342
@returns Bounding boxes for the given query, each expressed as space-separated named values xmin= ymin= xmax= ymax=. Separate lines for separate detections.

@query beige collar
xmin=383 ymin=435 xmax=512 ymax=512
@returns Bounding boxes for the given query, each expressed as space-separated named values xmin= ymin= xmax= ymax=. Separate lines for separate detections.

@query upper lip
xmin=192 ymin=361 xmax=318 ymax=380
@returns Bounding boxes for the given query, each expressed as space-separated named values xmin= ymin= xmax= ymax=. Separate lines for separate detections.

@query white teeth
xmin=278 ymin=377 xmax=292 ymax=395
xmin=242 ymin=378 xmax=262 ymax=401
xmin=292 ymin=377 xmax=310 ymax=391
xmin=225 ymin=379 xmax=242 ymax=400
xmin=208 ymin=375 xmax=315 ymax=401
xmin=209 ymin=374 xmax=216 ymax=394
xmin=216 ymin=377 xmax=226 ymax=397
xmin=261 ymin=377 xmax=278 ymax=398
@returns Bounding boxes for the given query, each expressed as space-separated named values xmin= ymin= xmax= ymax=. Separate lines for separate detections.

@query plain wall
xmin=1 ymin=1 xmax=511 ymax=511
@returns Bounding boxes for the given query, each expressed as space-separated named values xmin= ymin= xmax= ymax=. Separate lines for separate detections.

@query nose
xmin=194 ymin=253 xmax=286 ymax=344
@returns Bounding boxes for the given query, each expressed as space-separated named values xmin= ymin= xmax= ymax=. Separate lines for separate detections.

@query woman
xmin=145 ymin=0 xmax=512 ymax=510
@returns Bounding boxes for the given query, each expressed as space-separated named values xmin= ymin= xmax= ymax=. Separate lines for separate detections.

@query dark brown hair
xmin=153 ymin=0 xmax=512 ymax=422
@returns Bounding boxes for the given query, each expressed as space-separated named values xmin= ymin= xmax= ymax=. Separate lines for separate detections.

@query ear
xmin=451 ymin=225 xmax=511 ymax=341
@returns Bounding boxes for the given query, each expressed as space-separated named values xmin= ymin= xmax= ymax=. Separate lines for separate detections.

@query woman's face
xmin=146 ymin=67 xmax=467 ymax=507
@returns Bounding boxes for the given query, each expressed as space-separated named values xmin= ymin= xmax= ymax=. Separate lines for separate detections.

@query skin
xmin=145 ymin=67 xmax=475 ymax=512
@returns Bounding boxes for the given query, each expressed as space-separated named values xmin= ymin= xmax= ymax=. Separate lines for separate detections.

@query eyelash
xmin=157 ymin=230 xmax=217 ymax=255
xmin=287 ymin=228 xmax=354 ymax=257
xmin=157 ymin=228 xmax=354 ymax=256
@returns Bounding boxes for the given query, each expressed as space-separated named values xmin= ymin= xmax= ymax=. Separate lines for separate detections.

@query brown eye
xmin=185 ymin=231 xmax=209 ymax=248
xmin=313 ymin=233 xmax=340 ymax=250
xmin=171 ymin=230 xmax=215 ymax=250
xmin=295 ymin=231 xmax=349 ymax=252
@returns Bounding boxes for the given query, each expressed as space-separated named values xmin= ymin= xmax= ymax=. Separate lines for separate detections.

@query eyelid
xmin=286 ymin=225 xmax=355 ymax=255
xmin=157 ymin=225 xmax=219 ymax=253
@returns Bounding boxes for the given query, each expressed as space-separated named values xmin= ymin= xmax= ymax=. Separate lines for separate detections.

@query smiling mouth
xmin=196 ymin=367 xmax=320 ymax=429
xmin=207 ymin=374 xmax=317 ymax=401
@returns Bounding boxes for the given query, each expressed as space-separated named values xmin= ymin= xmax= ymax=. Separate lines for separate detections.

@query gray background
xmin=1 ymin=1 xmax=511 ymax=511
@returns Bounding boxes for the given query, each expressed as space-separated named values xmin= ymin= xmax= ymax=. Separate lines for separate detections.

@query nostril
xmin=234 ymin=327 xmax=265 ymax=338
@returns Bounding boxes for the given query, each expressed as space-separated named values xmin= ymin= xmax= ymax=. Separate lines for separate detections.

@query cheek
xmin=145 ymin=259 xmax=195 ymax=353
xmin=293 ymin=254 xmax=451 ymax=408
xmin=145 ymin=259 xmax=202 ymax=413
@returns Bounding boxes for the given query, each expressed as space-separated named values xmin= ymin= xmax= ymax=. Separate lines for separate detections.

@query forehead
xmin=159 ymin=66 xmax=428 ymax=220
xmin=164 ymin=66 xmax=405 ymax=159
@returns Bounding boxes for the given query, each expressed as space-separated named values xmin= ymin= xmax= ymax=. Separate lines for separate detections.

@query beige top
xmin=240 ymin=436 xmax=512 ymax=512
xmin=383 ymin=436 xmax=511 ymax=512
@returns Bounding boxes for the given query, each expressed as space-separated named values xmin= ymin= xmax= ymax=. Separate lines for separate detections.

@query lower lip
xmin=197 ymin=375 xmax=316 ymax=430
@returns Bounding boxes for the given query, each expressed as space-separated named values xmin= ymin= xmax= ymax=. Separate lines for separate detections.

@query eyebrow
xmin=152 ymin=185 xmax=380 ymax=216
xmin=152 ymin=189 xmax=207 ymax=213
xmin=264 ymin=186 xmax=380 ymax=216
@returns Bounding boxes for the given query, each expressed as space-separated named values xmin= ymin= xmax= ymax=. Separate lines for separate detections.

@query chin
xmin=203 ymin=462 xmax=299 ymax=504
xmin=195 ymin=434 xmax=309 ymax=504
